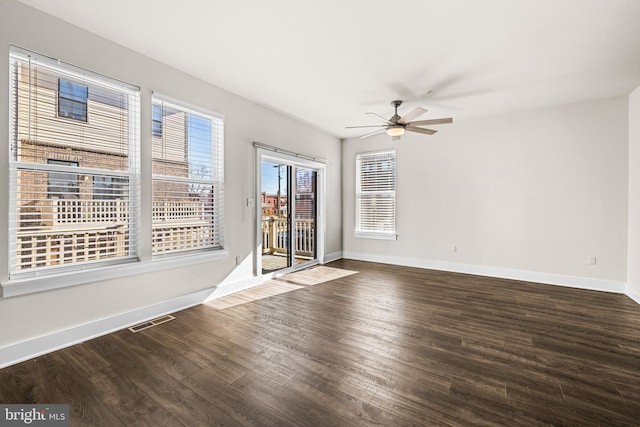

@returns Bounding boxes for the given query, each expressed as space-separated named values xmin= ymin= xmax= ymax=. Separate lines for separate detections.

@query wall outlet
xmin=246 ymin=198 xmax=255 ymax=207
xmin=451 ymin=244 xmax=457 ymax=253
xmin=587 ymin=256 xmax=597 ymax=265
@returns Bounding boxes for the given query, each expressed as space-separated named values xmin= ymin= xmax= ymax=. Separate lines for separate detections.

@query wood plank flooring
xmin=2 ymin=259 xmax=640 ymax=426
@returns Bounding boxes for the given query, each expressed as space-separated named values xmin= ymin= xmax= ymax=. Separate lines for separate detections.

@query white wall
xmin=343 ymin=96 xmax=629 ymax=292
xmin=627 ymin=86 xmax=640 ymax=304
xmin=0 ymin=0 xmax=341 ymax=359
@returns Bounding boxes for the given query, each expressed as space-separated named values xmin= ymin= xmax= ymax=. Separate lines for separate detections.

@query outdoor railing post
xmin=116 ymin=200 xmax=121 ymax=222
xmin=270 ymin=218 xmax=277 ymax=254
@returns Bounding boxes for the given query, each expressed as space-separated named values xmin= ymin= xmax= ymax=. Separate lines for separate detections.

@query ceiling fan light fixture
xmin=386 ymin=125 xmax=405 ymax=136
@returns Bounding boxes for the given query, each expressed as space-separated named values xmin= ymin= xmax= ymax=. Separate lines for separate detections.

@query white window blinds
xmin=355 ymin=150 xmax=396 ymax=236
xmin=151 ymin=96 xmax=224 ymax=255
xmin=8 ymin=47 xmax=140 ymax=277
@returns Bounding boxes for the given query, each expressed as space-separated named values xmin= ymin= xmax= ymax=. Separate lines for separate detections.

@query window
xmin=152 ymin=103 xmax=162 ymax=137
xmin=355 ymin=150 xmax=397 ymax=239
xmin=93 ymin=176 xmax=128 ymax=200
xmin=151 ymin=96 xmax=224 ymax=255
xmin=9 ymin=47 xmax=140 ymax=278
xmin=47 ymin=159 xmax=79 ymax=199
xmin=58 ymin=78 xmax=88 ymax=121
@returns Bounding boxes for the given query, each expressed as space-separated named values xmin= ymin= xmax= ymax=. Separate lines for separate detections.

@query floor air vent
xmin=128 ymin=314 xmax=175 ymax=333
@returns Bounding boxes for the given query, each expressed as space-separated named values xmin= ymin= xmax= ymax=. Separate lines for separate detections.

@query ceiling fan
xmin=346 ymin=100 xmax=453 ymax=141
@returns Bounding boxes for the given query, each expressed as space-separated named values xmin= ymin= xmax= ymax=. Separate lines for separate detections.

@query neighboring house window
xmin=152 ymin=103 xmax=162 ymax=137
xmin=47 ymin=159 xmax=79 ymax=199
xmin=355 ymin=150 xmax=397 ymax=239
xmin=93 ymin=176 xmax=128 ymax=200
xmin=151 ymin=96 xmax=224 ymax=255
xmin=58 ymin=78 xmax=88 ymax=121
xmin=8 ymin=47 xmax=140 ymax=278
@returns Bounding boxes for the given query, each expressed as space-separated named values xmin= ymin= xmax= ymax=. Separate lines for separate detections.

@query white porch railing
xmin=16 ymin=227 xmax=127 ymax=270
xmin=151 ymin=200 xmax=212 ymax=253
xmin=152 ymin=201 xmax=207 ymax=222
xmin=39 ymin=199 xmax=208 ymax=225
xmin=16 ymin=198 xmax=129 ymax=270
xmin=40 ymin=198 xmax=127 ymax=226
xmin=15 ymin=199 xmax=212 ymax=270
xmin=261 ymin=217 xmax=315 ymax=257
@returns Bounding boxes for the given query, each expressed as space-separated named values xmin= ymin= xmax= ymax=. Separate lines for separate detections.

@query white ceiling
xmin=18 ymin=0 xmax=640 ymax=139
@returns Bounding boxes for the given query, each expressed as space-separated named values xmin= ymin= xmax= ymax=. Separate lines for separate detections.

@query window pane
xmin=59 ymin=79 xmax=88 ymax=102
xmin=152 ymin=104 xmax=162 ymax=137
xmin=188 ymin=114 xmax=212 ymax=180
xmin=58 ymin=79 xmax=88 ymax=121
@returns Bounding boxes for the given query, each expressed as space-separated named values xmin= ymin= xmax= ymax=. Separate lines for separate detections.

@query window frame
xmin=7 ymin=46 xmax=141 ymax=281
xmin=354 ymin=149 xmax=398 ymax=240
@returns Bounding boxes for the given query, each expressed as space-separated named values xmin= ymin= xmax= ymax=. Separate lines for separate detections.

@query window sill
xmin=354 ymin=232 xmax=398 ymax=241
xmin=1 ymin=250 xmax=228 ymax=298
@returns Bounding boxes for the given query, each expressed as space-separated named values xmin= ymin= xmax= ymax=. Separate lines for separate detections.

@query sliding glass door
xmin=259 ymin=156 xmax=320 ymax=274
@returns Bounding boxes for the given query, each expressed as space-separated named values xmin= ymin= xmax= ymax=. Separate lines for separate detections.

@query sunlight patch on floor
xmin=280 ymin=266 xmax=358 ymax=286
xmin=207 ymin=280 xmax=303 ymax=309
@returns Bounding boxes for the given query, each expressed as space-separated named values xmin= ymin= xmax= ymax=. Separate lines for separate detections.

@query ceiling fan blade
xmin=365 ymin=112 xmax=393 ymax=124
xmin=408 ymin=118 xmax=453 ymax=126
xmin=398 ymin=107 xmax=427 ymax=124
xmin=392 ymin=135 xmax=401 ymax=142
xmin=406 ymin=126 xmax=437 ymax=135
xmin=359 ymin=128 xmax=387 ymax=139
xmin=345 ymin=125 xmax=387 ymax=129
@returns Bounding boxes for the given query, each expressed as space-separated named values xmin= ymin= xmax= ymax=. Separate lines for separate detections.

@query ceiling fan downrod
xmin=390 ymin=100 xmax=403 ymax=123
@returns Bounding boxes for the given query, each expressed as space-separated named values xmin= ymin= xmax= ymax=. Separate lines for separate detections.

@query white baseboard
xmin=0 ymin=287 xmax=214 ymax=369
xmin=343 ymin=252 xmax=626 ymax=294
xmin=323 ymin=251 xmax=343 ymax=264
xmin=626 ymin=284 xmax=640 ymax=305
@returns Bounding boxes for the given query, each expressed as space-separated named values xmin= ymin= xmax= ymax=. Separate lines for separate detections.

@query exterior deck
xmin=15 ymin=198 xmax=212 ymax=272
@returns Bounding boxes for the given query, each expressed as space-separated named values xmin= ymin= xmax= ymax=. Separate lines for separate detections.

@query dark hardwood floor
xmin=2 ymin=259 xmax=640 ymax=426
